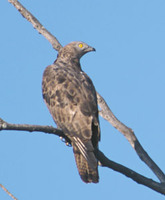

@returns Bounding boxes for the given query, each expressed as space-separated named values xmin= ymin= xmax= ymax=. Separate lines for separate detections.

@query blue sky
xmin=1 ymin=0 xmax=165 ymax=199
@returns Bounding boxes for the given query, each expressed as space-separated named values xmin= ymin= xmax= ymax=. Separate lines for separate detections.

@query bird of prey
xmin=42 ymin=41 xmax=100 ymax=183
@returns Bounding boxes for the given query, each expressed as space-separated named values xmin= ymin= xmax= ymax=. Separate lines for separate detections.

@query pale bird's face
xmin=65 ymin=41 xmax=96 ymax=59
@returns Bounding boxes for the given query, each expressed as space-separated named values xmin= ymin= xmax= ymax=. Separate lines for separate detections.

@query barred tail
xmin=73 ymin=145 xmax=99 ymax=183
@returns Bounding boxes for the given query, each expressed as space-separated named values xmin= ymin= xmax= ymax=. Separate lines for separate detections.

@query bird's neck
xmin=55 ymin=54 xmax=82 ymax=71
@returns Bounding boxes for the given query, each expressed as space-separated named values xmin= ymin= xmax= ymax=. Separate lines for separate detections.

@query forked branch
xmin=97 ymin=92 xmax=165 ymax=183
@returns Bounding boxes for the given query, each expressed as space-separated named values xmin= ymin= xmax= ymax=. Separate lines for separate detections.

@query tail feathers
xmin=73 ymin=144 xmax=99 ymax=183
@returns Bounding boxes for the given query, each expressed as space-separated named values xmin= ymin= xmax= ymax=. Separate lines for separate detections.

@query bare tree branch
xmin=97 ymin=151 xmax=165 ymax=195
xmin=0 ymin=118 xmax=165 ymax=195
xmin=8 ymin=0 xmax=62 ymax=51
xmin=97 ymin=92 xmax=165 ymax=183
xmin=5 ymin=0 xmax=165 ymax=195
xmin=0 ymin=184 xmax=17 ymax=200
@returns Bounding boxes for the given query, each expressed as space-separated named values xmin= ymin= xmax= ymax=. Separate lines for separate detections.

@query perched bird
xmin=42 ymin=41 xmax=100 ymax=183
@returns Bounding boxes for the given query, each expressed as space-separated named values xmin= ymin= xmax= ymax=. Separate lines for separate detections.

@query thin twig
xmin=0 ymin=118 xmax=165 ymax=195
xmin=0 ymin=184 xmax=17 ymax=200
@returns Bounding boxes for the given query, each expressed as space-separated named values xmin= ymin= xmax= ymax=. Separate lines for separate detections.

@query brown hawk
xmin=42 ymin=41 xmax=100 ymax=183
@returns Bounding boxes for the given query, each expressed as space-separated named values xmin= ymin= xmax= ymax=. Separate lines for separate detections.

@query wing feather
xmin=42 ymin=62 xmax=100 ymax=183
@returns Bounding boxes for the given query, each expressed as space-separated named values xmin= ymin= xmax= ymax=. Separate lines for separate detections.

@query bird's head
xmin=58 ymin=41 xmax=96 ymax=61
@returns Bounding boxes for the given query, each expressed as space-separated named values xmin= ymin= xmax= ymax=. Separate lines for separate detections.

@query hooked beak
xmin=85 ymin=45 xmax=96 ymax=52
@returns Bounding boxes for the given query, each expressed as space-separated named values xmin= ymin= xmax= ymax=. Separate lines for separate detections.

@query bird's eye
xmin=78 ymin=43 xmax=83 ymax=48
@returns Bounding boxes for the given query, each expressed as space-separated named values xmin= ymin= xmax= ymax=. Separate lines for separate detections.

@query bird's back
xmin=42 ymin=42 xmax=100 ymax=183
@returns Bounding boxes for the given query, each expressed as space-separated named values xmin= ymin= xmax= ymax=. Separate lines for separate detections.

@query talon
xmin=98 ymin=161 xmax=102 ymax=166
xmin=60 ymin=136 xmax=65 ymax=142
xmin=66 ymin=142 xmax=72 ymax=147
xmin=66 ymin=142 xmax=69 ymax=146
